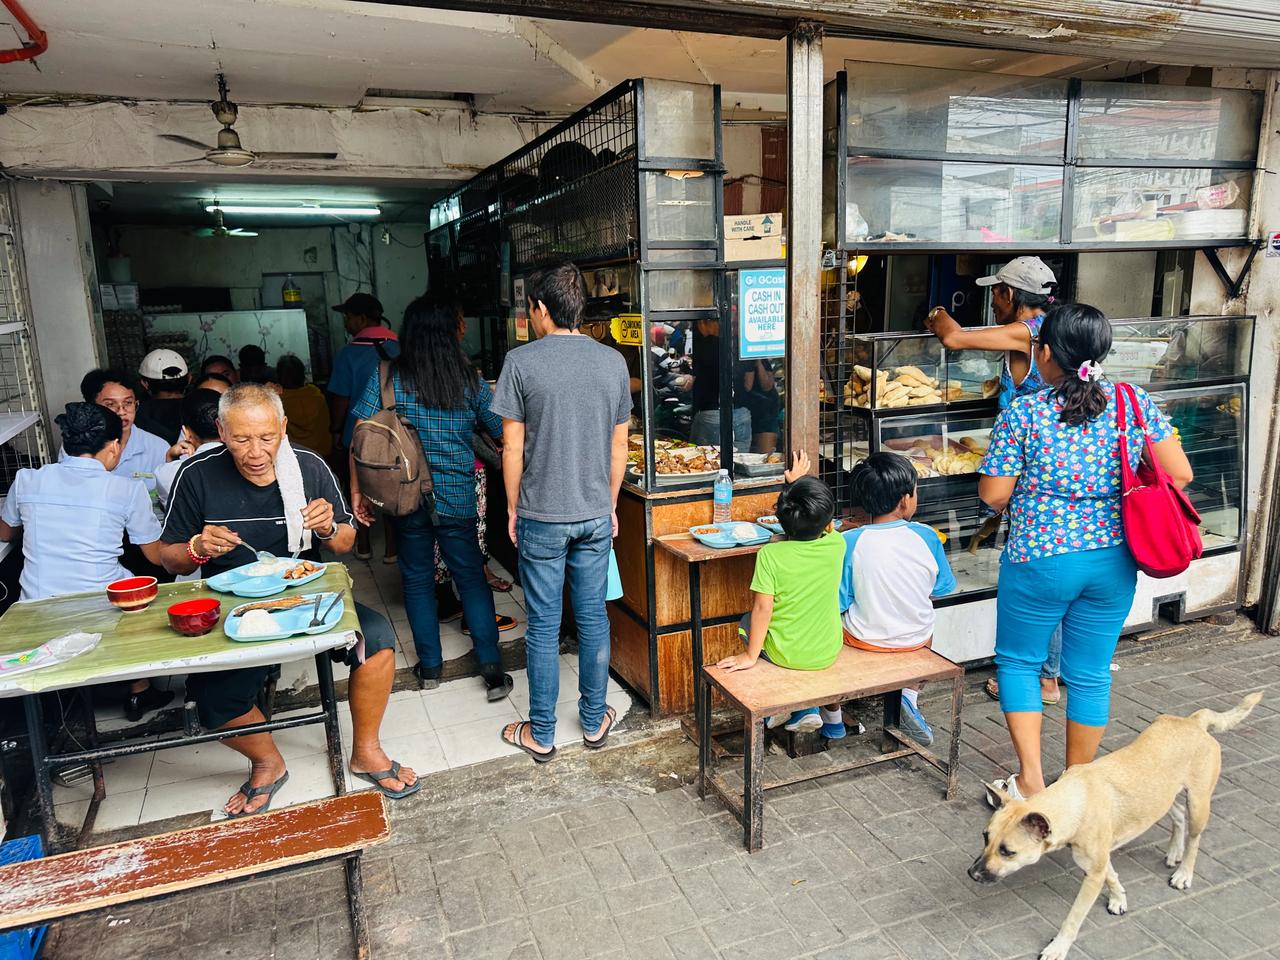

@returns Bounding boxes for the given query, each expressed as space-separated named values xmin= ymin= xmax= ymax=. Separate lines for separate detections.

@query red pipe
xmin=0 ymin=0 xmax=47 ymax=64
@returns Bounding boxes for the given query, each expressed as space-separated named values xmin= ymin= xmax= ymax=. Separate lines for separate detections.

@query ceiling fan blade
xmin=255 ymin=151 xmax=338 ymax=161
xmin=159 ymin=134 xmax=215 ymax=151
xmin=228 ymin=229 xmax=258 ymax=237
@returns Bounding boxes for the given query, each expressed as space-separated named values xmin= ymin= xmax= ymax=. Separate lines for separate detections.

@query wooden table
xmin=0 ymin=567 xmax=360 ymax=852
xmin=652 ymin=532 xmax=783 ymax=733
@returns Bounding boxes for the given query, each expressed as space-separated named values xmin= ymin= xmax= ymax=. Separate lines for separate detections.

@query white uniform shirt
xmin=155 ymin=441 xmax=223 ymax=509
xmin=59 ymin=425 xmax=170 ymax=493
xmin=1 ymin=457 xmax=163 ymax=600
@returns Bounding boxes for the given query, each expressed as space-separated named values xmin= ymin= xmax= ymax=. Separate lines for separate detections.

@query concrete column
xmin=11 ymin=181 xmax=102 ymax=444
xmin=784 ymin=22 xmax=823 ymax=469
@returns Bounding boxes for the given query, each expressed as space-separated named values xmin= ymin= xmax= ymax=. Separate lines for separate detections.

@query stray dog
xmin=968 ymin=692 xmax=1262 ymax=960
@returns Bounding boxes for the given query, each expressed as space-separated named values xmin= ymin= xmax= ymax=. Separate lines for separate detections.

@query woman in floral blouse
xmin=978 ymin=303 xmax=1192 ymax=801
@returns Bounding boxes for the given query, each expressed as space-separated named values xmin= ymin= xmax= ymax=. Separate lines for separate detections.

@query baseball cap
xmin=333 ymin=292 xmax=384 ymax=317
xmin=975 ymin=256 xmax=1057 ymax=295
xmin=139 ymin=348 xmax=189 ymax=380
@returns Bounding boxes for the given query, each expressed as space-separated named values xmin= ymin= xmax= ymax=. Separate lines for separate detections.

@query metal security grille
xmin=818 ymin=253 xmax=865 ymax=510
xmin=503 ymin=85 xmax=638 ymax=272
xmin=0 ymin=186 xmax=49 ymax=508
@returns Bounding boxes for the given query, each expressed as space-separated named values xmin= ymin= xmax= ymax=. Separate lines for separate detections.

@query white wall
xmin=1076 ymin=251 xmax=1158 ymax=318
xmin=373 ymin=224 xmax=430 ymax=329
xmin=12 ymin=182 xmax=102 ymax=441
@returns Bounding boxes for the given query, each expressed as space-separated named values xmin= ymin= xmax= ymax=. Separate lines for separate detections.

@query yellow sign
xmin=611 ymin=313 xmax=643 ymax=346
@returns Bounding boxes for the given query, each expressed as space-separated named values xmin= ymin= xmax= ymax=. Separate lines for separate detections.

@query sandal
xmin=351 ymin=760 xmax=421 ymax=799
xmin=985 ymin=676 xmax=1061 ymax=706
xmin=502 ymin=721 xmax=556 ymax=764
xmin=583 ymin=705 xmax=617 ymax=750
xmin=226 ymin=771 xmax=289 ymax=819
xmin=486 ymin=572 xmax=513 ymax=593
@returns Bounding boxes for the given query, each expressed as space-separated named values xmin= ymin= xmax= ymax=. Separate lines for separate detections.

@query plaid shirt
xmin=351 ymin=369 xmax=502 ymax=519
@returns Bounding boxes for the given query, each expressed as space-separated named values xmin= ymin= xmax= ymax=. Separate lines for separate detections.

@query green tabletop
xmin=0 ymin=564 xmax=359 ymax=697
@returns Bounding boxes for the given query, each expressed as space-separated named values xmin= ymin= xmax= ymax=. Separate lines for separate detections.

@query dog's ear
xmin=1022 ymin=812 xmax=1051 ymax=841
xmin=984 ymin=782 xmax=1011 ymax=809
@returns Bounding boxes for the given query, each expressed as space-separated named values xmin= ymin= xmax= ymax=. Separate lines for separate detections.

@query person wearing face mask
xmin=924 ymin=257 xmax=1063 ymax=706
xmin=0 ymin=402 xmax=174 ymax=720
xmin=977 ymin=303 xmax=1192 ymax=803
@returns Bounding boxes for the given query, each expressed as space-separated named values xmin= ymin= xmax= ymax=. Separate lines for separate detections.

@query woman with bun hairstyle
xmin=978 ymin=303 xmax=1193 ymax=802
xmin=0 ymin=402 xmax=174 ymax=719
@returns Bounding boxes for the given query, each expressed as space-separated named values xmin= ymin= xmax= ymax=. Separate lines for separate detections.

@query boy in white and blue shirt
xmin=830 ymin=452 xmax=956 ymax=744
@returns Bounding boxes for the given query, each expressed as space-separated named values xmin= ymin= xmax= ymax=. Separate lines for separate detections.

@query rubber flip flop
xmin=487 ymin=576 xmax=513 ymax=593
xmin=986 ymin=676 xmax=1061 ymax=706
xmin=583 ymin=705 xmax=617 ymax=750
xmin=351 ymin=760 xmax=421 ymax=799
xmin=503 ymin=721 xmax=556 ymax=764
xmin=226 ymin=771 xmax=289 ymax=819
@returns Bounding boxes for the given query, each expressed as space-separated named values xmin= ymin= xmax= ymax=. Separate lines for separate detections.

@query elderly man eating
xmin=160 ymin=383 xmax=418 ymax=816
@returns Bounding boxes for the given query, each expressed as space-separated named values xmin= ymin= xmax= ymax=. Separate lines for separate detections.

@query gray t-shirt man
xmin=491 ymin=335 xmax=631 ymax=523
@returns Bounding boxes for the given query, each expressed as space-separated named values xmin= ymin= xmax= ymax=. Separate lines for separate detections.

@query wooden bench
xmin=699 ymin=645 xmax=964 ymax=851
xmin=0 ymin=792 xmax=390 ymax=959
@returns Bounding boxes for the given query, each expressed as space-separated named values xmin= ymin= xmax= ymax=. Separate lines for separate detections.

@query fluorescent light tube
xmin=205 ymin=204 xmax=381 ymax=217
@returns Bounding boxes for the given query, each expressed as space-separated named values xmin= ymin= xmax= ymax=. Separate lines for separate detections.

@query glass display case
xmin=429 ymin=78 xmax=729 ymax=494
xmin=1149 ymin=383 xmax=1246 ymax=550
xmin=841 ymin=333 xmax=1001 ymax=409
xmin=1106 ymin=315 xmax=1254 ymax=389
xmin=915 ymin=495 xmax=1007 ymax=598
xmin=825 ymin=63 xmax=1263 ymax=252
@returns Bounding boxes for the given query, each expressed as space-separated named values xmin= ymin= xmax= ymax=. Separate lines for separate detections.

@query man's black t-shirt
xmin=136 ymin=398 xmax=183 ymax=446
xmin=691 ymin=335 xmax=752 ymax=412
xmin=161 ymin=444 xmax=353 ymax=572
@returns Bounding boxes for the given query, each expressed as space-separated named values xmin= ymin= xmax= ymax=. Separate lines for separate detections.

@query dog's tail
xmin=1192 ymin=692 xmax=1263 ymax=734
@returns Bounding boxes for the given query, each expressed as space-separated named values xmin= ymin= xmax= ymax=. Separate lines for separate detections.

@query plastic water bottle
xmin=713 ymin=469 xmax=733 ymax=524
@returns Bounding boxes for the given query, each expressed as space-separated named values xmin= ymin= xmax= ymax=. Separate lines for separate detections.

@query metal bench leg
xmin=345 ymin=852 xmax=371 ymax=960
xmin=697 ymin=671 xmax=712 ymax=801
xmin=945 ymin=674 xmax=963 ymax=801
xmin=881 ymin=691 xmax=902 ymax=754
xmin=743 ymin=714 xmax=764 ymax=852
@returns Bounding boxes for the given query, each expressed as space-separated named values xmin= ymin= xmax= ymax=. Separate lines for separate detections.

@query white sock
xmin=902 ymin=688 xmax=919 ymax=709
xmin=820 ymin=707 xmax=843 ymax=725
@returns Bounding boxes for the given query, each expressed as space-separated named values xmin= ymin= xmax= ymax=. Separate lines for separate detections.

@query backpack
xmin=350 ymin=361 xmax=438 ymax=520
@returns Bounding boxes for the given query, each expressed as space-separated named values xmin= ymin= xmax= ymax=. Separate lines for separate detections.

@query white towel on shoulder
xmin=275 ymin=436 xmax=311 ymax=554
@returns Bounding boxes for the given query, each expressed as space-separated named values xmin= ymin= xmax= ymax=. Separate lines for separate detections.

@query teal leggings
xmin=995 ymin=545 xmax=1137 ymax=727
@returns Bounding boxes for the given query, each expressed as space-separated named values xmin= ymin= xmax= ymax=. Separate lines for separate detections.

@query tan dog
xmin=968 ymin=692 xmax=1262 ymax=960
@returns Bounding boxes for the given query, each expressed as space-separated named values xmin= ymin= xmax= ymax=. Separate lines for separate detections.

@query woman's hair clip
xmin=1077 ymin=360 xmax=1104 ymax=383
xmin=1046 ymin=295 xmax=1056 ymax=303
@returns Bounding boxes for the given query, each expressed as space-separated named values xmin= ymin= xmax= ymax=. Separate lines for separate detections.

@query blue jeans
xmin=995 ymin=546 xmax=1137 ymax=727
xmin=518 ymin=515 xmax=612 ymax=748
xmin=397 ymin=508 xmax=499 ymax=670
xmin=1042 ymin=624 xmax=1062 ymax=681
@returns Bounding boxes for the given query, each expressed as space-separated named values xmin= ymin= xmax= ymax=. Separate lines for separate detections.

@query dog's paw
xmin=1040 ymin=936 xmax=1075 ymax=960
xmin=1164 ymin=852 xmax=1182 ymax=868
xmin=1169 ymin=866 xmax=1194 ymax=890
xmin=1107 ymin=893 xmax=1128 ymax=916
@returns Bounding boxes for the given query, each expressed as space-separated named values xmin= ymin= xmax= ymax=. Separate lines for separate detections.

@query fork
xmin=307 ymin=593 xmax=326 ymax=628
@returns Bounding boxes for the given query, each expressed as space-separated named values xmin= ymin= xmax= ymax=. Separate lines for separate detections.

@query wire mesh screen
xmin=818 ymin=257 xmax=867 ymax=511
xmin=0 ymin=421 xmax=42 ymax=501
xmin=504 ymin=85 xmax=638 ymax=272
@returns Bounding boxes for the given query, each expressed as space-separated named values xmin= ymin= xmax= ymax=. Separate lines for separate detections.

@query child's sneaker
xmin=783 ymin=708 xmax=822 ymax=732
xmin=899 ymin=694 xmax=934 ymax=747
xmin=821 ymin=721 xmax=846 ymax=739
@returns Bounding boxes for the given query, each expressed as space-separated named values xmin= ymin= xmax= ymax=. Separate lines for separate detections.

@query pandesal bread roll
xmin=945 ymin=384 xmax=965 ymax=402
xmin=853 ymin=364 xmax=872 ymax=382
xmin=908 ymin=385 xmax=937 ymax=398
xmin=960 ymin=435 xmax=988 ymax=454
xmin=982 ymin=377 xmax=1000 ymax=399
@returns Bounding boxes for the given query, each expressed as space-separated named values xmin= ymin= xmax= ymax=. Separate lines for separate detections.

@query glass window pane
xmin=642 ymin=80 xmax=716 ymax=159
xmin=647 ymin=270 xmax=715 ymax=311
xmin=644 ymin=172 xmax=716 ymax=242
xmin=844 ymin=61 xmax=1067 ymax=158
xmin=1078 ymin=82 xmax=1262 ymax=163
xmin=1106 ymin=316 xmax=1253 ymax=388
xmin=647 ymin=249 xmax=718 ymax=264
xmin=845 ymin=158 xmax=1062 ymax=244
xmin=1071 ymin=168 xmax=1252 ymax=243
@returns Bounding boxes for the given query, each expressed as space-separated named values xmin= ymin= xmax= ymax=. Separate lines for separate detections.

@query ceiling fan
xmin=192 ymin=208 xmax=257 ymax=239
xmin=160 ymin=73 xmax=337 ymax=167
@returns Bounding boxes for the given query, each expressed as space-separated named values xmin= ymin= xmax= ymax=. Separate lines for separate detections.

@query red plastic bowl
xmin=106 ymin=576 xmax=159 ymax=613
xmin=167 ymin=597 xmax=222 ymax=636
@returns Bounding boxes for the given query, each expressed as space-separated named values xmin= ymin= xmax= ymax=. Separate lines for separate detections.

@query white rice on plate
xmin=238 ymin=609 xmax=281 ymax=637
xmin=245 ymin=558 xmax=291 ymax=577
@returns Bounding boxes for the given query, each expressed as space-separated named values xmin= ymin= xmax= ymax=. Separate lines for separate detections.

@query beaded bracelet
xmin=187 ymin=534 xmax=212 ymax=565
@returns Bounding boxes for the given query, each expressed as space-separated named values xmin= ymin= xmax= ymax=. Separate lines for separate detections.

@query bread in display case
xmin=841 ymin=333 xmax=1001 ymax=410
xmin=877 ymin=410 xmax=995 ymax=481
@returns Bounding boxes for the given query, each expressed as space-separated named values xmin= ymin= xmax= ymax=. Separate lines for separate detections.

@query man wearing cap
xmin=137 ymin=348 xmax=191 ymax=446
xmin=924 ymin=255 xmax=1063 ymax=708
xmin=327 ymin=292 xmax=398 ymax=561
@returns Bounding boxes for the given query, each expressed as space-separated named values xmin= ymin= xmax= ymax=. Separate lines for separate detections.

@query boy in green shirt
xmin=716 ymin=455 xmax=846 ymax=732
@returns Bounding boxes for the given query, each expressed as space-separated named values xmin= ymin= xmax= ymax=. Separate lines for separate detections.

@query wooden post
xmin=784 ymin=21 xmax=823 ymax=473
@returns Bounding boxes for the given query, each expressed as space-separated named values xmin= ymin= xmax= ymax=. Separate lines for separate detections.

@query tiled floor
xmin=56 ymin=544 xmax=633 ymax=834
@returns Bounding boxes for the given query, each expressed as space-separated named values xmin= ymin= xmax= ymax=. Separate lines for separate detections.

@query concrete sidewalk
xmin=46 ymin=622 xmax=1280 ymax=960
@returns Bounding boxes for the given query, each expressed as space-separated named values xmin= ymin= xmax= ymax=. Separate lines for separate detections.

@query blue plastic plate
xmin=689 ymin=522 xmax=772 ymax=549
xmin=224 ymin=593 xmax=347 ymax=643
xmin=206 ymin=560 xmax=327 ymax=598
xmin=755 ymin=516 xmax=843 ymax=536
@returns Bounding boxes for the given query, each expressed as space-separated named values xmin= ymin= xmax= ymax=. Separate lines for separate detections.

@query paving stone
xmin=719 ymin=927 xmax=805 ymax=960
xmin=673 ymin=865 xmax=735 ymax=921
xmin=1075 ymin=916 xmax=1161 ymax=959
xmin=446 ymin=917 xmax=537 ymax=960
xmin=529 ymin=897 xmax=622 ymax=960
xmin=813 ymin=932 xmax=907 ymax=959
xmin=975 ymin=915 xmax=1061 ymax=959
xmin=605 ymin=875 xmax=682 ymax=915
xmin=702 ymin=907 xmax=786 ymax=949
xmin=439 ymin=879 xmax=487 ymax=933
xmin=614 ymin=834 xmax=671 ymax=882
xmin=883 ymin=918 xmax=953 ymax=960
xmin=582 ymin=841 xmax=639 ymax=892
xmin=611 ymin=897 xmax=701 ymax=944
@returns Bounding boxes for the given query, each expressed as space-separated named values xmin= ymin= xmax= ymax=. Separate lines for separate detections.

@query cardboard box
xmin=724 ymin=213 xmax=784 ymax=263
